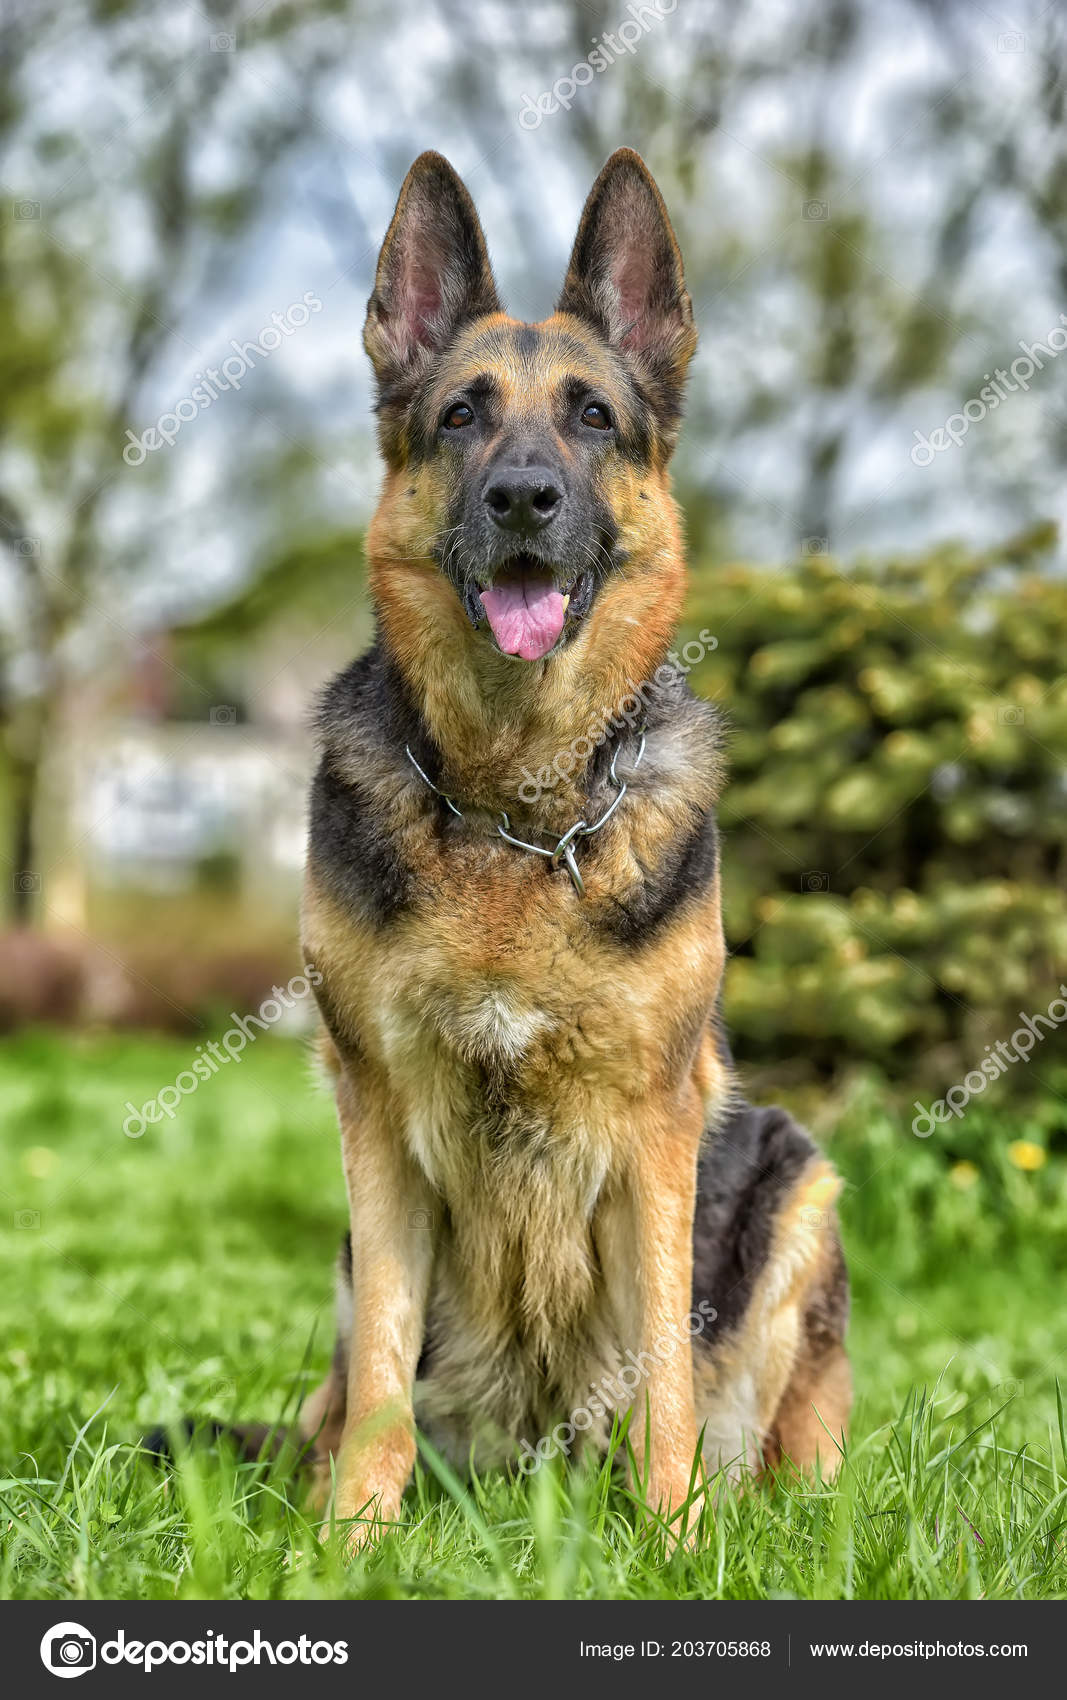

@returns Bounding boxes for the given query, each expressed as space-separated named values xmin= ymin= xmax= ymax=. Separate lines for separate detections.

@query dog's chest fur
xmin=303 ymin=662 xmax=728 ymax=1451
xmin=307 ymin=823 xmax=725 ymax=1440
xmin=312 ymin=850 xmax=708 ymax=1201
xmin=371 ymin=895 xmax=617 ymax=1303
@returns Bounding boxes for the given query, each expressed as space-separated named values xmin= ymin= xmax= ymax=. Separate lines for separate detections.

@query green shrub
xmin=682 ymin=528 xmax=1067 ymax=1092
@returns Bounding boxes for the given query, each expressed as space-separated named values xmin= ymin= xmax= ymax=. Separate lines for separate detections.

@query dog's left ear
xmin=557 ymin=149 xmax=696 ymax=440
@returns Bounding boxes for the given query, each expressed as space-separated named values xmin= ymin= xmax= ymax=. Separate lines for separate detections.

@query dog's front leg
xmin=332 ymin=1068 xmax=435 ymax=1551
xmin=601 ymin=1099 xmax=703 ymax=1537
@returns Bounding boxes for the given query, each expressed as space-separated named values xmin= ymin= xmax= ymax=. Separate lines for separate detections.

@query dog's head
xmin=364 ymin=148 xmax=695 ymax=668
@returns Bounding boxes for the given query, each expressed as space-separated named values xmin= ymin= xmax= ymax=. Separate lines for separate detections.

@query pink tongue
xmin=480 ymin=569 xmax=566 ymax=661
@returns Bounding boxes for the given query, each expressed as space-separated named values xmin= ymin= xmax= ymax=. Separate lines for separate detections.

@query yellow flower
xmin=1007 ymin=1140 xmax=1046 ymax=1172
xmin=950 ymin=1161 xmax=979 ymax=1190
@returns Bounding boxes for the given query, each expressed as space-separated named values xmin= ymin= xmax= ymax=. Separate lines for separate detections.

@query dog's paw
xmin=321 ymin=1485 xmax=403 ymax=1559
xmin=643 ymin=1475 xmax=704 ymax=1549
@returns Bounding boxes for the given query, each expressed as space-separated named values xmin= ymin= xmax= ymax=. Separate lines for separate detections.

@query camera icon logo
xmin=40 ymin=1622 xmax=96 ymax=1678
xmin=803 ymin=199 xmax=828 ymax=220
xmin=995 ymin=705 xmax=1024 ymax=725
xmin=407 ymin=1208 xmax=435 ymax=1229
xmin=801 ymin=870 xmax=830 ymax=892
xmin=209 ymin=704 xmax=237 ymax=725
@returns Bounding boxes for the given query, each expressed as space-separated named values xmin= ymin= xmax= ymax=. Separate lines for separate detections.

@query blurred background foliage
xmin=684 ymin=526 xmax=1067 ymax=1093
xmin=0 ymin=0 xmax=1065 ymax=1110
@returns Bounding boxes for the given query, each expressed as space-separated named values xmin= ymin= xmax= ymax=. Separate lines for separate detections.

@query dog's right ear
xmin=364 ymin=153 xmax=501 ymax=390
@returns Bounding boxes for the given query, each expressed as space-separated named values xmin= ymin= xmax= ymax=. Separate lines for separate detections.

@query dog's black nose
xmin=483 ymin=468 xmax=563 ymax=532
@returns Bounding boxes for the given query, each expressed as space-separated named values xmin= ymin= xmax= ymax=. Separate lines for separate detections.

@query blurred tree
xmin=2 ymin=0 xmax=1067 ymax=986
xmin=422 ymin=0 xmax=1067 ymax=560
xmin=0 ymin=0 xmax=353 ymax=921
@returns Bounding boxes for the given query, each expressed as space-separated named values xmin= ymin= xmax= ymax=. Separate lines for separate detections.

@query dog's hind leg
xmin=761 ymin=1236 xmax=851 ymax=1479
xmin=690 ymin=1101 xmax=851 ymax=1483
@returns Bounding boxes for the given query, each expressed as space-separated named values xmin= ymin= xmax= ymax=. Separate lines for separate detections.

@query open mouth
xmin=470 ymin=554 xmax=594 ymax=662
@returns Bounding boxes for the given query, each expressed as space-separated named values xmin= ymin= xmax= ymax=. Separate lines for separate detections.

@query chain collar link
xmin=404 ymin=728 xmax=647 ymax=898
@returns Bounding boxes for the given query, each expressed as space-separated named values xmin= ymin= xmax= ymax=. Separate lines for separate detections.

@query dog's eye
xmin=581 ymin=402 xmax=612 ymax=430
xmin=442 ymin=403 xmax=474 ymax=431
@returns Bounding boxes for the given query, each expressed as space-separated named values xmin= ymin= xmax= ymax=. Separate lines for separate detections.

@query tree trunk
xmin=8 ymin=714 xmax=45 ymax=925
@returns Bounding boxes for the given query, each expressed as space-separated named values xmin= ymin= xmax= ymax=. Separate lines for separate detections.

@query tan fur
xmin=297 ymin=150 xmax=849 ymax=1547
xmin=302 ymin=846 xmax=729 ymax=1513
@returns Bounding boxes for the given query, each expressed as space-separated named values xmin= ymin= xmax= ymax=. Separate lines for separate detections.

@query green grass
xmin=3 ymin=1030 xmax=1067 ymax=1599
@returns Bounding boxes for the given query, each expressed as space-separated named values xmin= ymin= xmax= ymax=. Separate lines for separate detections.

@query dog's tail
xmin=140 ymin=1233 xmax=352 ymax=1494
xmin=139 ymin=1416 xmax=301 ymax=1465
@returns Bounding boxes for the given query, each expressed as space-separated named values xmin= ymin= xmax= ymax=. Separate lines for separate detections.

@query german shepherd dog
xmin=292 ymin=149 xmax=850 ymax=1545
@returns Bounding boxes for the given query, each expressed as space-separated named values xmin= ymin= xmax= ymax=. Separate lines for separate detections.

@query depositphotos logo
xmin=40 ymin=1623 xmax=349 ymax=1676
xmin=40 ymin=1624 xmax=96 ymax=1678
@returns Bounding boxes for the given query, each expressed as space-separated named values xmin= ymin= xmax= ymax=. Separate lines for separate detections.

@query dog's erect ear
xmin=556 ymin=149 xmax=696 ymax=437
xmin=364 ymin=152 xmax=501 ymax=388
